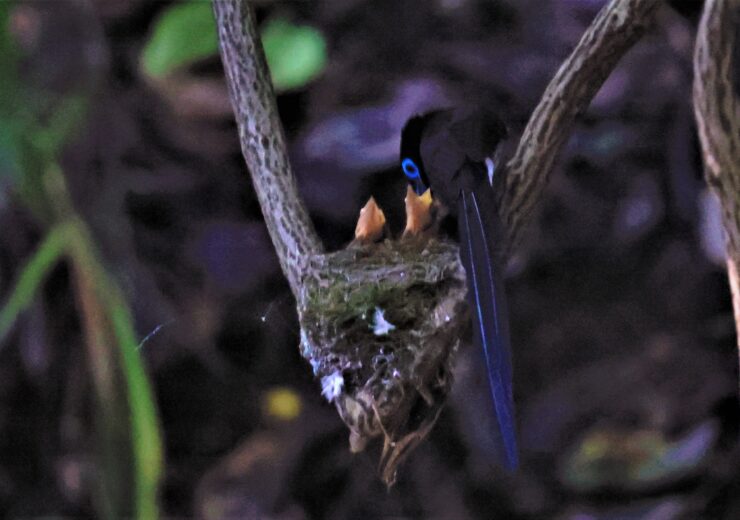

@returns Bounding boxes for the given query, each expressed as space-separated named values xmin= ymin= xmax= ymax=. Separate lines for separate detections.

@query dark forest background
xmin=0 ymin=0 xmax=738 ymax=518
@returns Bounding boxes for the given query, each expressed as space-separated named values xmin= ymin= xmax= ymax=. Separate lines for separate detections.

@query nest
xmin=298 ymin=238 xmax=467 ymax=484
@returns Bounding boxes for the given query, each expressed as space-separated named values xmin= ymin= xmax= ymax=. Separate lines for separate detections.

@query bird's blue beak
xmin=411 ymin=177 xmax=427 ymax=196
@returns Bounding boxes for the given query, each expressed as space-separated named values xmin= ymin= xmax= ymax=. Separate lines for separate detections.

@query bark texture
xmin=693 ymin=0 xmax=740 ymax=368
xmin=501 ymin=0 xmax=662 ymax=255
xmin=212 ymin=0 xmax=323 ymax=298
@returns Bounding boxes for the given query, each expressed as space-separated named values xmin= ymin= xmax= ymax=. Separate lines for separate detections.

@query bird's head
xmin=400 ymin=113 xmax=434 ymax=196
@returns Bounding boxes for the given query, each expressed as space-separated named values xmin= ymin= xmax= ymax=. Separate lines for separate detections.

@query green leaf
xmin=0 ymin=3 xmax=89 ymax=217
xmin=0 ymin=122 xmax=21 ymax=183
xmin=0 ymin=1 xmax=19 ymax=100
xmin=262 ymin=18 xmax=327 ymax=91
xmin=33 ymin=95 xmax=88 ymax=156
xmin=67 ymin=215 xmax=163 ymax=520
xmin=109 ymin=301 xmax=163 ymax=520
xmin=0 ymin=1 xmax=22 ymax=185
xmin=139 ymin=4 xmax=327 ymax=91
xmin=0 ymin=222 xmax=70 ymax=343
xmin=141 ymin=1 xmax=218 ymax=78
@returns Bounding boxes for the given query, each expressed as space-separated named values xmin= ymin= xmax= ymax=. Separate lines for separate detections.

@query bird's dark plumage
xmin=400 ymin=107 xmax=517 ymax=469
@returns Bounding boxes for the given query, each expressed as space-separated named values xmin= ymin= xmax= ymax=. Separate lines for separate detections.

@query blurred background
xmin=0 ymin=0 xmax=738 ymax=518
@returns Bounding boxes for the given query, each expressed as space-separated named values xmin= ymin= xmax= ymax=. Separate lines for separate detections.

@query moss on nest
xmin=297 ymin=238 xmax=469 ymax=484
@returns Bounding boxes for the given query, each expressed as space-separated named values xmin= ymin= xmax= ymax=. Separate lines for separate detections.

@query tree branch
xmin=501 ymin=0 xmax=661 ymax=254
xmin=212 ymin=0 xmax=664 ymax=483
xmin=212 ymin=0 xmax=323 ymax=298
xmin=692 ymin=0 xmax=740 ymax=366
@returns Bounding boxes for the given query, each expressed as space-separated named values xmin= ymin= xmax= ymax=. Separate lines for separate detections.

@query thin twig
xmin=502 ymin=0 xmax=661 ymax=255
xmin=212 ymin=0 xmax=324 ymax=298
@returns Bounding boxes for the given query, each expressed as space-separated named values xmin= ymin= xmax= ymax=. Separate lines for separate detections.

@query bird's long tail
xmin=458 ymin=189 xmax=518 ymax=470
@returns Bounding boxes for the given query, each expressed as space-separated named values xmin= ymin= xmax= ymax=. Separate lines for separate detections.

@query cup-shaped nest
xmin=298 ymin=239 xmax=467 ymax=484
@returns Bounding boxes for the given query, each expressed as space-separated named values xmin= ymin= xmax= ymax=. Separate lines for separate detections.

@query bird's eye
xmin=402 ymin=158 xmax=420 ymax=179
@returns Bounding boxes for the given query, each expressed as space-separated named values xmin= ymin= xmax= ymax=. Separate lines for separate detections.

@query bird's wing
xmin=448 ymin=108 xmax=508 ymax=162
xmin=458 ymin=188 xmax=518 ymax=470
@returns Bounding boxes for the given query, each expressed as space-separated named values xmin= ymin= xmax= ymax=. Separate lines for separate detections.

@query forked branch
xmin=213 ymin=0 xmax=663 ymax=482
xmin=213 ymin=0 xmax=662 ymax=279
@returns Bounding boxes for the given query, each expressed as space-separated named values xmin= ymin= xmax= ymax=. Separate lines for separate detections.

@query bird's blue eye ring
xmin=402 ymin=158 xmax=420 ymax=179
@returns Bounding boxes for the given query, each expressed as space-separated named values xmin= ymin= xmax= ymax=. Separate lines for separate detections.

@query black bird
xmin=400 ymin=107 xmax=518 ymax=469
